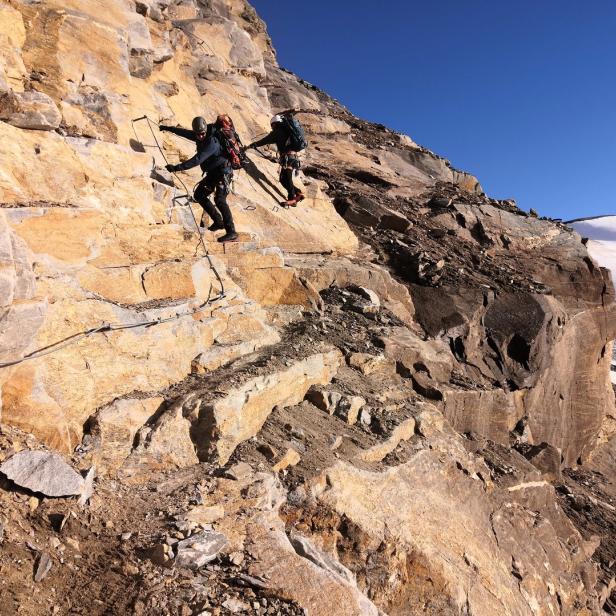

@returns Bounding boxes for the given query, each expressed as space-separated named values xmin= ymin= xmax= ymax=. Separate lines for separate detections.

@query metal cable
xmin=0 ymin=119 xmax=237 ymax=370
xmin=0 ymin=288 xmax=229 ymax=370
xmin=172 ymin=22 xmax=216 ymax=56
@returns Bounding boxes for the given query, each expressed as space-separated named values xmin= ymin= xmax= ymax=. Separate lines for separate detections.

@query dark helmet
xmin=192 ymin=116 xmax=207 ymax=133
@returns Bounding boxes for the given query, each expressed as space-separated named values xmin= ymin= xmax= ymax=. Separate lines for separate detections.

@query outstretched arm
xmin=247 ymin=130 xmax=276 ymax=149
xmin=169 ymin=138 xmax=219 ymax=172
xmin=159 ymin=125 xmax=196 ymax=142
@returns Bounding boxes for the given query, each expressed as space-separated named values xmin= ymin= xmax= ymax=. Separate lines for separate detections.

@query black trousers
xmin=278 ymin=153 xmax=301 ymax=200
xmin=194 ymin=167 xmax=235 ymax=232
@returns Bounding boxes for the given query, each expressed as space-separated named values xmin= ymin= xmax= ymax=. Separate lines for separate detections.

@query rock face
xmin=0 ymin=214 xmax=46 ymax=367
xmin=1 ymin=0 xmax=615 ymax=614
xmin=315 ymin=421 xmax=591 ymax=616
xmin=192 ymin=348 xmax=342 ymax=464
xmin=0 ymin=0 xmax=357 ymax=453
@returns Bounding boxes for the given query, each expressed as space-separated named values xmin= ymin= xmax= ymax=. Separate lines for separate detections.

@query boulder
xmin=359 ymin=417 xmax=416 ymax=462
xmin=34 ymin=553 xmax=53 ymax=582
xmin=147 ymin=543 xmax=174 ymax=567
xmin=379 ymin=327 xmax=453 ymax=383
xmin=0 ymin=91 xmax=61 ymax=130
xmin=121 ymin=398 xmax=199 ymax=481
xmin=305 ymin=388 xmax=365 ymax=424
xmin=193 ymin=349 xmax=342 ymax=464
xmin=0 ymin=450 xmax=84 ymax=497
xmin=345 ymin=286 xmax=380 ymax=316
xmin=130 ymin=350 xmax=342 ymax=468
xmin=379 ymin=212 xmax=412 ymax=233
xmin=183 ymin=504 xmax=225 ymax=526
xmin=347 ymin=353 xmax=395 ymax=376
xmin=87 ymin=397 xmax=165 ymax=476
xmin=223 ymin=462 xmax=253 ymax=482
xmin=304 ymin=388 xmax=342 ymax=414
xmin=272 ymin=448 xmax=301 ymax=472
xmin=334 ymin=395 xmax=366 ymax=425
xmin=522 ymin=442 xmax=563 ymax=482
xmin=175 ymin=530 xmax=229 ymax=569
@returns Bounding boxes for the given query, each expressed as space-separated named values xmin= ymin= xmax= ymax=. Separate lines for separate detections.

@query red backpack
xmin=213 ymin=115 xmax=246 ymax=170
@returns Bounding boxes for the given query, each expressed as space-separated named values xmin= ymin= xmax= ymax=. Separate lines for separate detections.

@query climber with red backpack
xmin=161 ymin=114 xmax=246 ymax=242
xmin=244 ymin=113 xmax=308 ymax=207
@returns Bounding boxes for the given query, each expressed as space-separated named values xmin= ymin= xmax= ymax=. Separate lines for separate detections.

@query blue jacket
xmin=160 ymin=125 xmax=230 ymax=174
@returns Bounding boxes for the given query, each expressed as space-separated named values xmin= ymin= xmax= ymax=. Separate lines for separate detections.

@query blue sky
xmin=251 ymin=1 xmax=616 ymax=220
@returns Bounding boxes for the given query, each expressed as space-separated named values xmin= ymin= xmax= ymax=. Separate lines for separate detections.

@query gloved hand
xmin=165 ymin=163 xmax=179 ymax=173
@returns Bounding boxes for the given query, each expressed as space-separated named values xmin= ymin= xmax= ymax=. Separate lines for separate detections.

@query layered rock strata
xmin=0 ymin=0 xmax=615 ymax=614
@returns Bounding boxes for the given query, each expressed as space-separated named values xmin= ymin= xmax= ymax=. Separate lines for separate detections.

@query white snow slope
xmin=570 ymin=216 xmax=616 ymax=285
xmin=570 ymin=216 xmax=616 ymax=382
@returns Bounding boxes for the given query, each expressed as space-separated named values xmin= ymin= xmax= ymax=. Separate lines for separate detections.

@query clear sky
xmin=251 ymin=1 xmax=616 ymax=220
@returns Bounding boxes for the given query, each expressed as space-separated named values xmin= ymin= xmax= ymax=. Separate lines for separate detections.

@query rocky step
xmin=201 ymin=231 xmax=260 ymax=255
xmin=112 ymin=346 xmax=342 ymax=481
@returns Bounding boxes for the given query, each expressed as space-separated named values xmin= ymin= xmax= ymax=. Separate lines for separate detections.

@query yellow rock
xmin=200 ymin=349 xmax=342 ymax=464
xmin=0 ymin=0 xmax=359 ymax=455
xmin=184 ymin=504 xmax=225 ymax=526
xmin=0 ymin=5 xmax=26 ymax=48
xmin=359 ymin=418 xmax=416 ymax=463
xmin=78 ymin=265 xmax=148 ymax=305
xmin=89 ymin=397 xmax=165 ymax=476
xmin=347 ymin=353 xmax=396 ymax=376
xmin=272 ymin=448 xmax=301 ymax=472
xmin=142 ymin=261 xmax=196 ymax=301
xmin=133 ymin=350 xmax=342 ymax=469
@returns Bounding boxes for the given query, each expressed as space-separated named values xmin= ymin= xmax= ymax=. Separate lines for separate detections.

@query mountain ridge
xmin=0 ymin=1 xmax=615 ymax=613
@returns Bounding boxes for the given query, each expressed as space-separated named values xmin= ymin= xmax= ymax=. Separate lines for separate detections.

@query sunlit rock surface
xmin=0 ymin=1 xmax=615 ymax=614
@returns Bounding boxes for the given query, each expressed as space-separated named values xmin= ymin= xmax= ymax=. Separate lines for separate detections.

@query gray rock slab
xmin=175 ymin=530 xmax=228 ymax=569
xmin=0 ymin=450 xmax=84 ymax=497
xmin=223 ymin=462 xmax=252 ymax=481
xmin=289 ymin=532 xmax=355 ymax=586
xmin=34 ymin=553 xmax=52 ymax=582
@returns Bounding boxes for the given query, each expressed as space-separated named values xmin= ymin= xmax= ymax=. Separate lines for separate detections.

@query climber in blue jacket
xmin=161 ymin=115 xmax=238 ymax=243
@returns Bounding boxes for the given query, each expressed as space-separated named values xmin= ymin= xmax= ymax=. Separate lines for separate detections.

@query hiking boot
xmin=207 ymin=222 xmax=225 ymax=232
xmin=294 ymin=191 xmax=305 ymax=204
xmin=284 ymin=197 xmax=298 ymax=207
xmin=217 ymin=231 xmax=238 ymax=243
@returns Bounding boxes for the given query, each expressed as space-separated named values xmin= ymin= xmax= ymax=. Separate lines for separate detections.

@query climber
xmin=160 ymin=115 xmax=240 ymax=243
xmin=244 ymin=113 xmax=307 ymax=207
